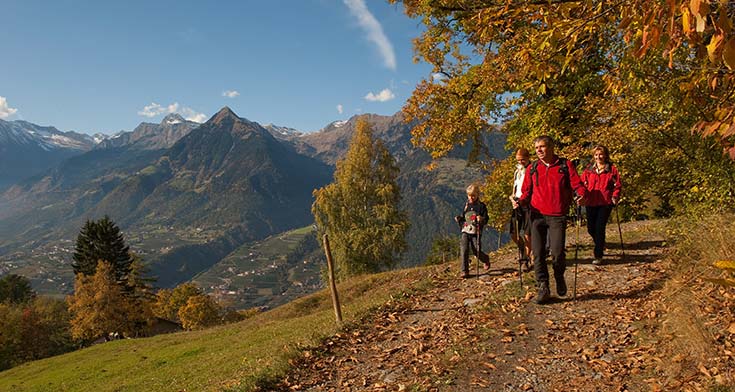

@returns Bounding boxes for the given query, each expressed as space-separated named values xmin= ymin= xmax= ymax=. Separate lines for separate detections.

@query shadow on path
xmin=573 ymin=274 xmax=668 ymax=303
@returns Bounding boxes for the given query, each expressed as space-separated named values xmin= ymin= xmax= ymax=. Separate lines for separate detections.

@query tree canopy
xmin=0 ymin=274 xmax=35 ymax=304
xmin=72 ymin=216 xmax=133 ymax=287
xmin=391 ymin=0 xmax=735 ymax=157
xmin=390 ymin=0 xmax=735 ymax=222
xmin=153 ymin=282 xmax=201 ymax=322
xmin=67 ymin=261 xmax=139 ymax=341
xmin=312 ymin=117 xmax=409 ymax=279
xmin=178 ymin=294 xmax=222 ymax=331
xmin=0 ymin=297 xmax=73 ymax=371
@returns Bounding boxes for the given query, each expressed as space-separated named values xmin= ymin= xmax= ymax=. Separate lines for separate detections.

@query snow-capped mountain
xmin=94 ymin=113 xmax=199 ymax=150
xmin=263 ymin=123 xmax=304 ymax=139
xmin=0 ymin=119 xmax=96 ymax=151
xmin=0 ymin=119 xmax=96 ymax=190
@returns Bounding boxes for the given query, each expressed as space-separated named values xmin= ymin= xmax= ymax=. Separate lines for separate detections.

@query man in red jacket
xmin=519 ymin=136 xmax=586 ymax=304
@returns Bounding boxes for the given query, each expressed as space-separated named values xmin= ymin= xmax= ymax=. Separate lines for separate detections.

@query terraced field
xmin=192 ymin=225 xmax=324 ymax=310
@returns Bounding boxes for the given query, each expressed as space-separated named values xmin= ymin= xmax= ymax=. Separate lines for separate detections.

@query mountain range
xmin=0 ymin=107 xmax=506 ymax=305
xmin=0 ymin=120 xmax=97 ymax=190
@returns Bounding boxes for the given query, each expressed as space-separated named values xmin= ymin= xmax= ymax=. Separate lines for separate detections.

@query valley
xmin=0 ymin=108 xmax=506 ymax=309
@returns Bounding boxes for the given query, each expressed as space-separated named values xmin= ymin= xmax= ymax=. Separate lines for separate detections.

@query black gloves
xmin=454 ymin=215 xmax=465 ymax=229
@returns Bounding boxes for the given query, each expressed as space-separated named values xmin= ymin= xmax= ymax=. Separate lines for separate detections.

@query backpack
xmin=527 ymin=157 xmax=573 ymax=206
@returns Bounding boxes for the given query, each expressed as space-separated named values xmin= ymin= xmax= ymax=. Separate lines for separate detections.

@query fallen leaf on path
xmin=698 ymin=363 xmax=712 ymax=377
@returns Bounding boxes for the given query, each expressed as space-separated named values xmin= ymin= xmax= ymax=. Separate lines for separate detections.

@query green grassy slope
xmin=0 ymin=266 xmax=438 ymax=392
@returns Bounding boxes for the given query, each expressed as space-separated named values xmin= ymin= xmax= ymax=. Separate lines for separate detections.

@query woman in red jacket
xmin=581 ymin=145 xmax=622 ymax=265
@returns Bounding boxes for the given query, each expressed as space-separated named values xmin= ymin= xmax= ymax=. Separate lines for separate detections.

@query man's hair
xmin=466 ymin=183 xmax=480 ymax=197
xmin=592 ymin=145 xmax=610 ymax=163
xmin=533 ymin=135 xmax=554 ymax=147
xmin=516 ymin=147 xmax=530 ymax=158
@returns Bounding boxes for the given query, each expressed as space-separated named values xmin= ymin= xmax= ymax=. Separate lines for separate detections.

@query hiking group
xmin=456 ymin=135 xmax=622 ymax=304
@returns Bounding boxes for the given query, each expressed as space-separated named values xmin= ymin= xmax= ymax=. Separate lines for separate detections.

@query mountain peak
xmin=162 ymin=113 xmax=186 ymax=125
xmin=208 ymin=106 xmax=240 ymax=125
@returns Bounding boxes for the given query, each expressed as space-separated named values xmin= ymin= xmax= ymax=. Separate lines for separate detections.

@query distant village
xmin=0 ymin=225 xmax=324 ymax=310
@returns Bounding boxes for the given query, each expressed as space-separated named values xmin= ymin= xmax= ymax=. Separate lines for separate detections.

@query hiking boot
xmin=460 ymin=271 xmax=470 ymax=279
xmin=592 ymin=258 xmax=603 ymax=265
xmin=534 ymin=282 xmax=550 ymax=304
xmin=555 ymin=273 xmax=567 ymax=297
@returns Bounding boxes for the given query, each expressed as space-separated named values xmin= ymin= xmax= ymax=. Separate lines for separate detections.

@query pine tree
xmin=128 ymin=253 xmax=156 ymax=302
xmin=0 ymin=274 xmax=35 ymax=304
xmin=312 ymin=117 xmax=408 ymax=279
xmin=71 ymin=216 xmax=133 ymax=288
xmin=126 ymin=254 xmax=156 ymax=336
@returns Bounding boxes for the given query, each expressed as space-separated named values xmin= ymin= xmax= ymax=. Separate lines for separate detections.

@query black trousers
xmin=530 ymin=212 xmax=567 ymax=284
xmin=460 ymin=232 xmax=489 ymax=273
xmin=586 ymin=205 xmax=613 ymax=259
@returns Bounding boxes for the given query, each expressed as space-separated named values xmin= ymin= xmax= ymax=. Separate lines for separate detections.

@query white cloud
xmin=180 ymin=107 xmax=207 ymax=123
xmin=337 ymin=104 xmax=344 ymax=114
xmin=343 ymin=0 xmax=397 ymax=71
xmin=137 ymin=102 xmax=205 ymax=123
xmin=0 ymin=96 xmax=18 ymax=119
xmin=364 ymin=88 xmax=395 ymax=102
xmin=138 ymin=102 xmax=178 ymax=117
xmin=222 ymin=90 xmax=240 ymax=98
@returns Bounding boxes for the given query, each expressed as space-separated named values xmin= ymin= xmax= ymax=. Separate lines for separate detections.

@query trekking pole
xmin=615 ymin=204 xmax=625 ymax=260
xmin=573 ymin=205 xmax=581 ymax=301
xmin=476 ymin=221 xmax=481 ymax=279
xmin=515 ymin=211 xmax=523 ymax=287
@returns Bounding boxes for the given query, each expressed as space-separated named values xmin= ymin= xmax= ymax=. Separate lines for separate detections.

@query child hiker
xmin=455 ymin=183 xmax=491 ymax=278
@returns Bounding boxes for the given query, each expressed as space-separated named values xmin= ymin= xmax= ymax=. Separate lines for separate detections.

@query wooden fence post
xmin=322 ymin=234 xmax=343 ymax=325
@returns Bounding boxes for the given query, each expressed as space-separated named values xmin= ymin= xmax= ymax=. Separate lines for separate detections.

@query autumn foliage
xmin=152 ymin=282 xmax=234 ymax=330
xmin=391 ymin=0 xmax=735 ymax=224
xmin=312 ymin=117 xmax=409 ymax=279
xmin=67 ymin=261 xmax=151 ymax=341
xmin=0 ymin=296 xmax=73 ymax=370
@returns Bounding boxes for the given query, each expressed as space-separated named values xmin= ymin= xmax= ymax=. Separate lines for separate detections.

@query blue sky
xmin=0 ymin=0 xmax=432 ymax=134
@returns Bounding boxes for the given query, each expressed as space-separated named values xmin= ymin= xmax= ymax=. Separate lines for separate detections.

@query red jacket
xmin=519 ymin=157 xmax=586 ymax=216
xmin=581 ymin=163 xmax=622 ymax=207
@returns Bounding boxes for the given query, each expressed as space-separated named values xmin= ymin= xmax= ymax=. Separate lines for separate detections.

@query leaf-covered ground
xmin=273 ymin=220 xmax=734 ymax=391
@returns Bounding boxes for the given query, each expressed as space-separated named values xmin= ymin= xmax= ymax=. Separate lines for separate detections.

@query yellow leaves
xmin=681 ymin=4 xmax=692 ymax=34
xmin=722 ymin=39 xmax=735 ymax=70
xmin=707 ymin=33 xmax=724 ymax=62
xmin=178 ymin=294 xmax=221 ymax=330
xmin=690 ymin=0 xmax=709 ymax=32
xmin=705 ymin=260 xmax=735 ymax=287
xmin=714 ymin=260 xmax=735 ymax=271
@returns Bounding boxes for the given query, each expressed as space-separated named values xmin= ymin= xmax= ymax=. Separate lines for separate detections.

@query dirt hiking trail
xmin=275 ymin=220 xmax=733 ymax=391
